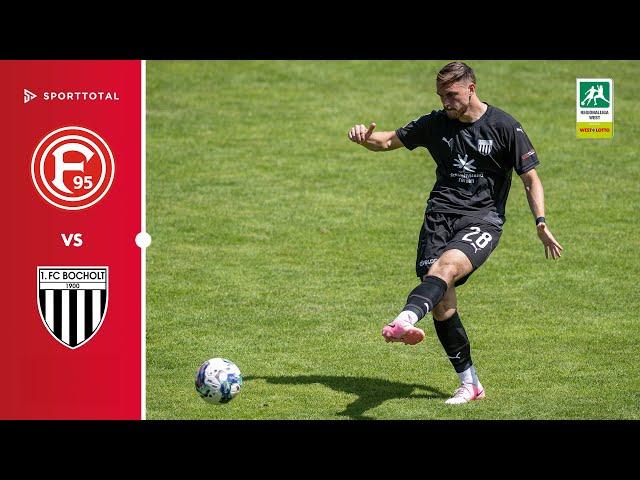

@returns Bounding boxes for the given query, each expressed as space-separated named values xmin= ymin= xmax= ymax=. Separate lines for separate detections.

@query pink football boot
xmin=445 ymin=383 xmax=486 ymax=404
xmin=381 ymin=319 xmax=425 ymax=345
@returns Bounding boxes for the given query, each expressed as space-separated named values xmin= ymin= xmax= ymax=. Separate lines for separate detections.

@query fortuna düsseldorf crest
xmin=37 ymin=267 xmax=108 ymax=349
xmin=31 ymin=126 xmax=115 ymax=210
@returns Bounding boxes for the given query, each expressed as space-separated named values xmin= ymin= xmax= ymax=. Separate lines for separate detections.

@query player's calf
xmin=433 ymin=311 xmax=473 ymax=373
xmin=382 ymin=275 xmax=448 ymax=345
xmin=402 ymin=275 xmax=448 ymax=321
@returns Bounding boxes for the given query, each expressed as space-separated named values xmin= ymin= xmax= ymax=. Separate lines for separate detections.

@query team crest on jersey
xmin=477 ymin=139 xmax=493 ymax=155
xmin=37 ymin=267 xmax=108 ymax=349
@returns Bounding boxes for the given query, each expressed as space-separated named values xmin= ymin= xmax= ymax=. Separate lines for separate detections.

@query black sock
xmin=433 ymin=311 xmax=472 ymax=373
xmin=402 ymin=275 xmax=448 ymax=321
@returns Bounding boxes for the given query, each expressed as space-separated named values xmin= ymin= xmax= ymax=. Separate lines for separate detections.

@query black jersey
xmin=395 ymin=104 xmax=539 ymax=227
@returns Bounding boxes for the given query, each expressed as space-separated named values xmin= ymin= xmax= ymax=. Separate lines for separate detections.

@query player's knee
xmin=428 ymin=261 xmax=458 ymax=285
xmin=433 ymin=303 xmax=456 ymax=321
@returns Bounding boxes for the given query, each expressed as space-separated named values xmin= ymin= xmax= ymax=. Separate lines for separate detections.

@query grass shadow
xmin=245 ymin=375 xmax=449 ymax=419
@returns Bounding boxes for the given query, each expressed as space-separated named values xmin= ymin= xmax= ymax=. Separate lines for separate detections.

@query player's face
xmin=436 ymin=81 xmax=473 ymax=119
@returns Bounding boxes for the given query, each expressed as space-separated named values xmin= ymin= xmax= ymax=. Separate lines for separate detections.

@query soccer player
xmin=347 ymin=62 xmax=563 ymax=404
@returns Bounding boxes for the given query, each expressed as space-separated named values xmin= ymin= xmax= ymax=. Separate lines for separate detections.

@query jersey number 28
xmin=462 ymin=227 xmax=492 ymax=249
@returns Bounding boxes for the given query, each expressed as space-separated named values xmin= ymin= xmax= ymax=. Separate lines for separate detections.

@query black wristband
xmin=536 ymin=216 xmax=546 ymax=225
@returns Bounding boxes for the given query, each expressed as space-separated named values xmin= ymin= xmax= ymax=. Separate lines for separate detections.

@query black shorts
xmin=416 ymin=211 xmax=502 ymax=286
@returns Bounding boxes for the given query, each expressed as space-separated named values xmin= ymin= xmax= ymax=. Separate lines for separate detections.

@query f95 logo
xmin=31 ymin=126 xmax=115 ymax=210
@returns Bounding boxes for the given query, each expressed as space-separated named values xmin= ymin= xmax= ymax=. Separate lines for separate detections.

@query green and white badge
xmin=576 ymin=78 xmax=613 ymax=139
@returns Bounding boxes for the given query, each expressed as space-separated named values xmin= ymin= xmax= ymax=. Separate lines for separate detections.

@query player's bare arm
xmin=520 ymin=168 xmax=564 ymax=260
xmin=347 ymin=123 xmax=404 ymax=151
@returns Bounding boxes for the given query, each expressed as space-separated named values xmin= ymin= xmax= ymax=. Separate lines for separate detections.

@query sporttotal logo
xmin=37 ymin=267 xmax=108 ymax=349
xmin=576 ymin=78 xmax=613 ymax=139
xmin=31 ymin=126 xmax=115 ymax=210
xmin=22 ymin=88 xmax=120 ymax=103
xmin=24 ymin=89 xmax=37 ymax=103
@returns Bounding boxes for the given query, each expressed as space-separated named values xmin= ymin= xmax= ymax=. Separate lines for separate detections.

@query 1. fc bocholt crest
xmin=37 ymin=267 xmax=108 ymax=349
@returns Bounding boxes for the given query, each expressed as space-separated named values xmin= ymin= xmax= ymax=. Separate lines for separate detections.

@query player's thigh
xmin=445 ymin=219 xmax=502 ymax=273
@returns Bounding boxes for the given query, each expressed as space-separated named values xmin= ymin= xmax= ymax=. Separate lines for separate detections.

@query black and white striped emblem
xmin=37 ymin=267 xmax=108 ymax=349
xmin=477 ymin=139 xmax=493 ymax=155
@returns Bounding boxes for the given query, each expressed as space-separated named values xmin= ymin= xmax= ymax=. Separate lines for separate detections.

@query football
xmin=195 ymin=358 xmax=243 ymax=403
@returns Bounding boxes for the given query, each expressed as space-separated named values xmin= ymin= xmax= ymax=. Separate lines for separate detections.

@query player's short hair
xmin=437 ymin=62 xmax=476 ymax=88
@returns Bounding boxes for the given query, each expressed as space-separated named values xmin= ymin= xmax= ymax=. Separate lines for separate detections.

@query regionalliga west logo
xmin=576 ymin=79 xmax=614 ymax=139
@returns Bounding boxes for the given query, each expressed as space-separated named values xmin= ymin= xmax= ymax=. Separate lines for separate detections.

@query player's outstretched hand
xmin=537 ymin=223 xmax=564 ymax=259
xmin=348 ymin=123 xmax=376 ymax=144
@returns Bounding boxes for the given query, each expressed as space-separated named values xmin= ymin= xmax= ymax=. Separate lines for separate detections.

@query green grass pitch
xmin=146 ymin=60 xmax=640 ymax=419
